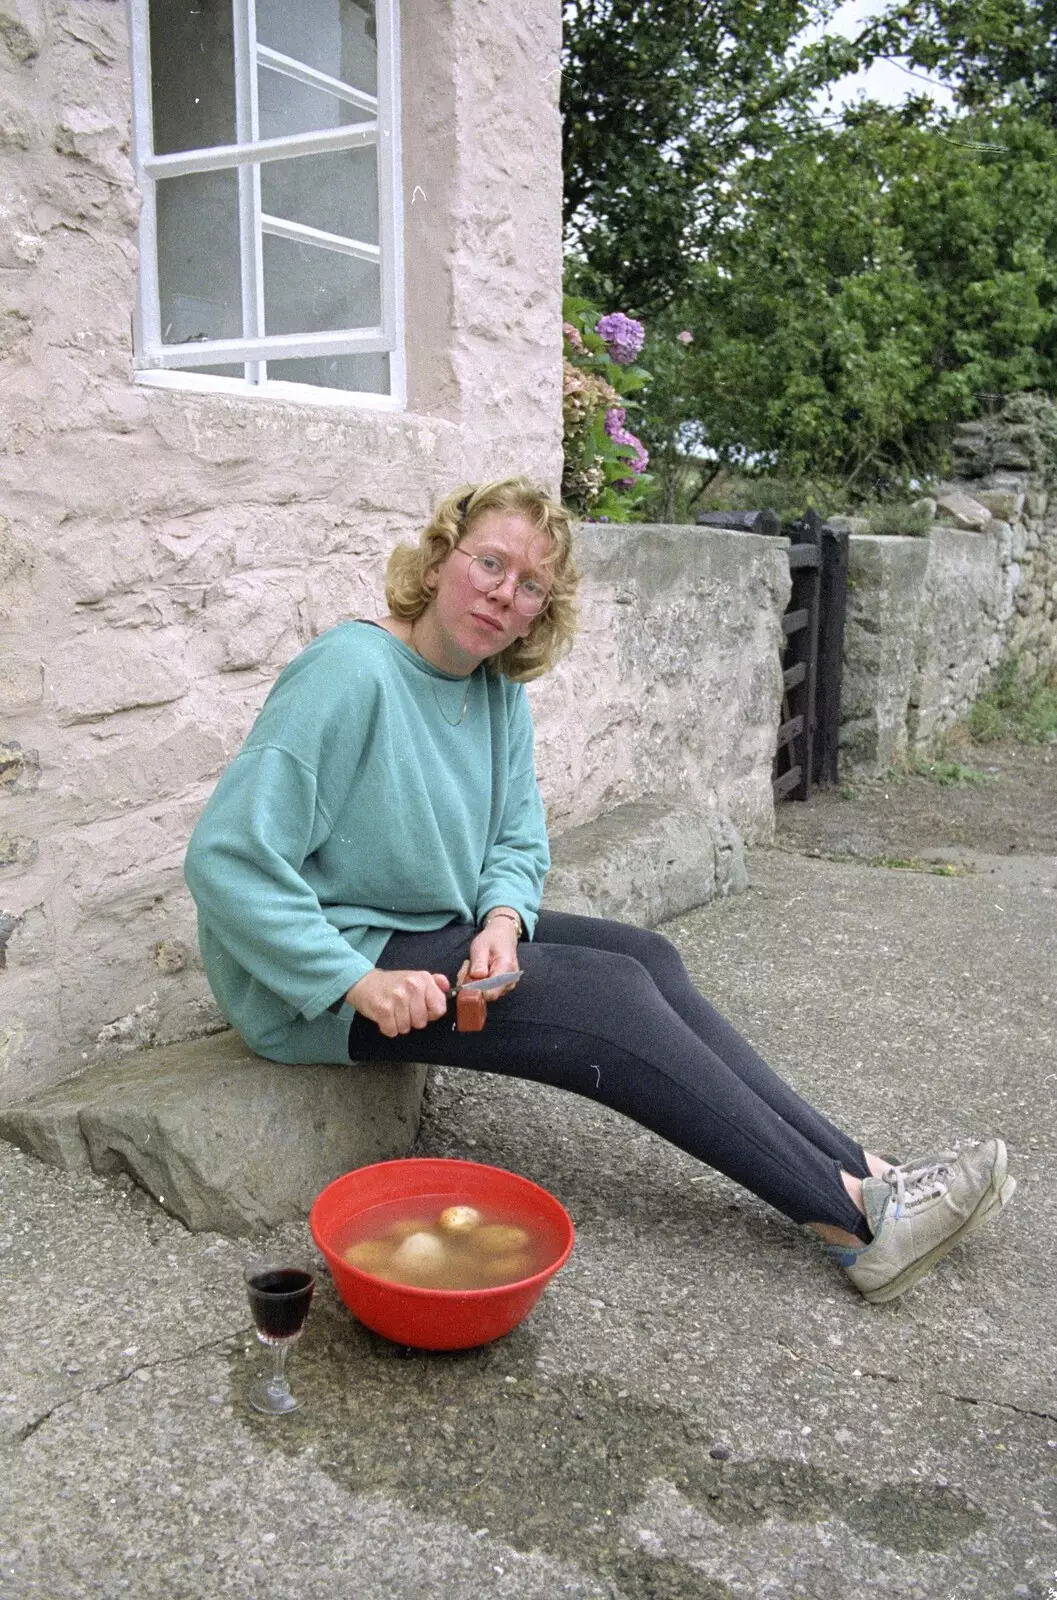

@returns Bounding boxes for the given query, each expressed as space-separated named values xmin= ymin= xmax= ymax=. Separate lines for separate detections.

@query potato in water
xmin=437 ymin=1204 xmax=482 ymax=1234
xmin=386 ymin=1216 xmax=434 ymax=1241
xmin=389 ymin=1231 xmax=448 ymax=1282
xmin=342 ymin=1237 xmax=392 ymax=1273
xmin=335 ymin=1195 xmax=552 ymax=1291
xmin=476 ymin=1250 xmax=535 ymax=1285
xmin=473 ymin=1223 xmax=531 ymax=1256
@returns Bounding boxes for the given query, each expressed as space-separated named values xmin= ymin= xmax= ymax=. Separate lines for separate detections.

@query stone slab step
xmin=0 ymin=1030 xmax=426 ymax=1236
xmin=0 ymin=799 xmax=744 ymax=1236
xmin=545 ymin=798 xmax=747 ymax=923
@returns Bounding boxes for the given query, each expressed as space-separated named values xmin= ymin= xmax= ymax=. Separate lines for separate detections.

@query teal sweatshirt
xmin=184 ymin=621 xmax=550 ymax=1063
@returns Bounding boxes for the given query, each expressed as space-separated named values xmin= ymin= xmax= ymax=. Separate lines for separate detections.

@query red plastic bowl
xmin=310 ymin=1157 xmax=574 ymax=1350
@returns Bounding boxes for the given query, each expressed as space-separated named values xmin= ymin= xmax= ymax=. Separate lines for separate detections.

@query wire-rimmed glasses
xmin=450 ymin=548 xmax=550 ymax=616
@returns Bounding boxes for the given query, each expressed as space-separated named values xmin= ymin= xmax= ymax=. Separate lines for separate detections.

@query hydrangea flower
xmin=562 ymin=359 xmax=619 ymax=423
xmin=562 ymin=321 xmax=586 ymax=353
xmin=595 ymin=312 xmax=645 ymax=367
xmin=677 ymin=330 xmax=694 ymax=345
xmin=604 ymin=407 xmax=649 ymax=480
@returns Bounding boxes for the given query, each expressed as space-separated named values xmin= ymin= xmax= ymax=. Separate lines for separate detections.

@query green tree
xmin=561 ymin=0 xmax=858 ymax=314
xmin=637 ymin=103 xmax=1057 ymax=499
xmin=858 ymin=0 xmax=1057 ymax=120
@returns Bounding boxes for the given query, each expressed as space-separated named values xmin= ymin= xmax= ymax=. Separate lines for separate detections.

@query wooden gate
xmin=696 ymin=507 xmax=849 ymax=801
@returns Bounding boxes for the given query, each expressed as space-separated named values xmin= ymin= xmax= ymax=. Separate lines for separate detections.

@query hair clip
xmin=456 ymin=494 xmax=471 ymax=520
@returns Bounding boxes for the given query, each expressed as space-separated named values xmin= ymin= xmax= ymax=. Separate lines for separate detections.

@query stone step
xmin=0 ymin=1031 xmax=426 ymax=1237
xmin=544 ymin=798 xmax=747 ymax=923
xmin=0 ymin=800 xmax=745 ymax=1235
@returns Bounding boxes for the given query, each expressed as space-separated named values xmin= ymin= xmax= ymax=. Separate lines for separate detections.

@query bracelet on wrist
xmin=482 ymin=909 xmax=523 ymax=939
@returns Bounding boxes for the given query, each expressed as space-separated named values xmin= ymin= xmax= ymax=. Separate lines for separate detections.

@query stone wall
xmin=531 ymin=524 xmax=788 ymax=845
xmin=839 ymin=535 xmax=929 ymax=772
xmin=992 ymin=492 xmax=1057 ymax=685
xmin=909 ymin=520 xmax=1011 ymax=748
xmin=837 ymin=456 xmax=1056 ymax=772
xmin=1 ymin=512 xmax=789 ymax=1101
xmin=0 ymin=0 xmax=566 ymax=1100
xmin=0 ymin=3 xmax=790 ymax=1104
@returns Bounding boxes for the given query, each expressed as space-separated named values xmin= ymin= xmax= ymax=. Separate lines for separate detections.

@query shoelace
xmin=898 ymin=1151 xmax=959 ymax=1182
xmin=881 ymin=1154 xmax=957 ymax=1219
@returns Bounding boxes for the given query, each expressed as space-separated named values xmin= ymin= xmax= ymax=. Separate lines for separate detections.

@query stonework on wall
xmin=908 ymin=523 xmax=1011 ymax=748
xmin=0 ymin=0 xmax=565 ymax=1100
xmin=840 ymin=536 xmax=930 ymax=772
xmin=838 ymin=434 xmax=1056 ymax=775
xmin=1002 ymin=492 xmax=1057 ymax=683
xmin=948 ymin=403 xmax=1057 ymax=686
xmin=2 ymin=511 xmax=790 ymax=1100
xmin=0 ymin=1 xmax=790 ymax=1105
xmin=530 ymin=524 xmax=789 ymax=846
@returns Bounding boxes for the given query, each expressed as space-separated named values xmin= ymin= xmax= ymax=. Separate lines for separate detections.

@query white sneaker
xmin=891 ymin=1148 xmax=1015 ymax=1241
xmin=839 ymin=1139 xmax=1013 ymax=1304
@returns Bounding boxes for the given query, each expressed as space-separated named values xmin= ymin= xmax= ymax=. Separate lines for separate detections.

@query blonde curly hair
xmin=385 ymin=477 xmax=579 ymax=682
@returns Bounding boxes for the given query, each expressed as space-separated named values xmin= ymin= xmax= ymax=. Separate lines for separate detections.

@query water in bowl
xmin=335 ymin=1193 xmax=562 ymax=1291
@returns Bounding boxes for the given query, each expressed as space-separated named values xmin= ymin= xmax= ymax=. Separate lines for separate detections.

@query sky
xmin=809 ymin=0 xmax=957 ymax=114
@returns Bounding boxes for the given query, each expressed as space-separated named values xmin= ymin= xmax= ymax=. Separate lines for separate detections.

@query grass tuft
xmin=864 ymin=502 xmax=932 ymax=538
xmin=968 ymin=658 xmax=1057 ymax=745
xmin=905 ymin=754 xmax=991 ymax=786
xmin=867 ymin=854 xmax=972 ymax=876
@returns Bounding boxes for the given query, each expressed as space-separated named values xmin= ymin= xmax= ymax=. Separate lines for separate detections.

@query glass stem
xmin=268 ymin=1339 xmax=291 ymax=1395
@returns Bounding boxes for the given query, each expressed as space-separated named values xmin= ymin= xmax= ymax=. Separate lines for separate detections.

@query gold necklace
xmin=409 ymin=622 xmax=473 ymax=726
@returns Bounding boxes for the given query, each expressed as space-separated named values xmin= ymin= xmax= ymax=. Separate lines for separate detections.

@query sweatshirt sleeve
xmin=185 ymin=741 xmax=373 ymax=1021
xmin=475 ymin=686 xmax=550 ymax=937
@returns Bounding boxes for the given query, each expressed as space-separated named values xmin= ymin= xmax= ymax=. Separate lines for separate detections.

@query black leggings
xmin=346 ymin=911 xmax=871 ymax=1238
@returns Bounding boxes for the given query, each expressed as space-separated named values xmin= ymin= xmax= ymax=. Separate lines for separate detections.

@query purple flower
xmin=604 ymin=407 xmax=649 ymax=480
xmin=595 ymin=312 xmax=645 ymax=367
xmin=677 ymin=329 xmax=694 ymax=345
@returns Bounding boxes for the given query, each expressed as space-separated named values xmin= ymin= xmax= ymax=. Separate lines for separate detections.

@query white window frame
xmin=128 ymin=0 xmax=405 ymax=409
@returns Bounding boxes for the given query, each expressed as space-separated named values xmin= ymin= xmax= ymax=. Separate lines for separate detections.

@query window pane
xmin=149 ymin=0 xmax=235 ymax=155
xmin=257 ymin=67 xmax=373 ymax=141
xmin=157 ymin=170 xmax=242 ymax=344
xmin=263 ymin=234 xmax=380 ymax=335
xmin=266 ymin=353 xmax=389 ymax=394
xmin=261 ymin=148 xmax=378 ymax=245
xmin=255 ymin=0 xmax=377 ymax=97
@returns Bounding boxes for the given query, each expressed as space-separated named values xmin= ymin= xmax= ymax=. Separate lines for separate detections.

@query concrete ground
xmin=3 ymin=776 xmax=1056 ymax=1598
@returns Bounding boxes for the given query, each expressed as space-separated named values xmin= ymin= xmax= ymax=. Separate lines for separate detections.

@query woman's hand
xmin=347 ymin=969 xmax=451 ymax=1037
xmin=456 ymin=916 xmax=521 ymax=999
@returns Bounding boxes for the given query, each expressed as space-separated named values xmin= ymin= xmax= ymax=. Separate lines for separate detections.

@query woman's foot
xmin=888 ymin=1147 xmax=1016 ymax=1245
xmin=834 ymin=1139 xmax=1014 ymax=1303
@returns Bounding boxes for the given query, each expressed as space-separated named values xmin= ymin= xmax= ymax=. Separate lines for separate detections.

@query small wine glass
xmin=244 ymin=1263 xmax=315 ymax=1416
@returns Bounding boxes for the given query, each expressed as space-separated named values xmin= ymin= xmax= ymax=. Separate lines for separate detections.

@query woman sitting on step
xmin=184 ymin=476 xmax=1014 ymax=1304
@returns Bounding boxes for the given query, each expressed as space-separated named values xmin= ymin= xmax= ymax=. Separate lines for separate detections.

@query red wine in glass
xmin=245 ymin=1265 xmax=314 ymax=1415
